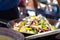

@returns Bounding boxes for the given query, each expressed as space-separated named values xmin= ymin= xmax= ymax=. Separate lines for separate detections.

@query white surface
xmin=53 ymin=0 xmax=58 ymax=4
xmin=27 ymin=11 xmax=36 ymax=16
xmin=47 ymin=0 xmax=58 ymax=4
xmin=40 ymin=3 xmax=46 ymax=8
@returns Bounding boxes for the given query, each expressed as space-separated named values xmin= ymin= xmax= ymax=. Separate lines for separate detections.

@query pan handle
xmin=0 ymin=21 xmax=7 ymax=25
xmin=0 ymin=21 xmax=8 ymax=28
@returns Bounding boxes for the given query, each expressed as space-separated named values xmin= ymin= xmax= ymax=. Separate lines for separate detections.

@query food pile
xmin=12 ymin=15 xmax=56 ymax=34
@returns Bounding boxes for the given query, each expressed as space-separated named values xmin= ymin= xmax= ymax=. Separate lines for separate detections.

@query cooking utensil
xmin=7 ymin=18 xmax=60 ymax=40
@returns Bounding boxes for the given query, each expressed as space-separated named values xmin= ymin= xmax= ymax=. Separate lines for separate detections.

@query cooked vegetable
xmin=51 ymin=26 xmax=56 ymax=30
xmin=12 ymin=15 xmax=56 ymax=34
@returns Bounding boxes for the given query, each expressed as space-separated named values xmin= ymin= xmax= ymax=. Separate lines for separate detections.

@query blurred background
xmin=18 ymin=0 xmax=60 ymax=20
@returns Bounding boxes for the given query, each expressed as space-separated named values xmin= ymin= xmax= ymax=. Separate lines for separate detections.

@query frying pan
xmin=6 ymin=18 xmax=60 ymax=39
xmin=0 ymin=18 xmax=60 ymax=40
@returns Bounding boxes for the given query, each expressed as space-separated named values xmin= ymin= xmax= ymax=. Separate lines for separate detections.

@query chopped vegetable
xmin=12 ymin=15 xmax=56 ymax=34
xmin=51 ymin=26 xmax=56 ymax=30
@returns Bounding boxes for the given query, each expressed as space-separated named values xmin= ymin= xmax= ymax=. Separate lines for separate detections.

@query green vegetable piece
xmin=51 ymin=26 xmax=56 ymax=30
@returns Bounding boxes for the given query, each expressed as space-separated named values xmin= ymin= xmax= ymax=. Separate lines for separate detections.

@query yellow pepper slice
xmin=43 ymin=27 xmax=48 ymax=30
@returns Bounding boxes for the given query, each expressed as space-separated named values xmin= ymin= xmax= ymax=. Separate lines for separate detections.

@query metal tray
xmin=7 ymin=18 xmax=60 ymax=40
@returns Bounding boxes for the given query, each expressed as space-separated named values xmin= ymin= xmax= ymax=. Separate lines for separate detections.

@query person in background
xmin=18 ymin=0 xmax=28 ymax=17
xmin=19 ymin=0 xmax=30 ymax=17
xmin=0 ymin=0 xmax=21 ymax=27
